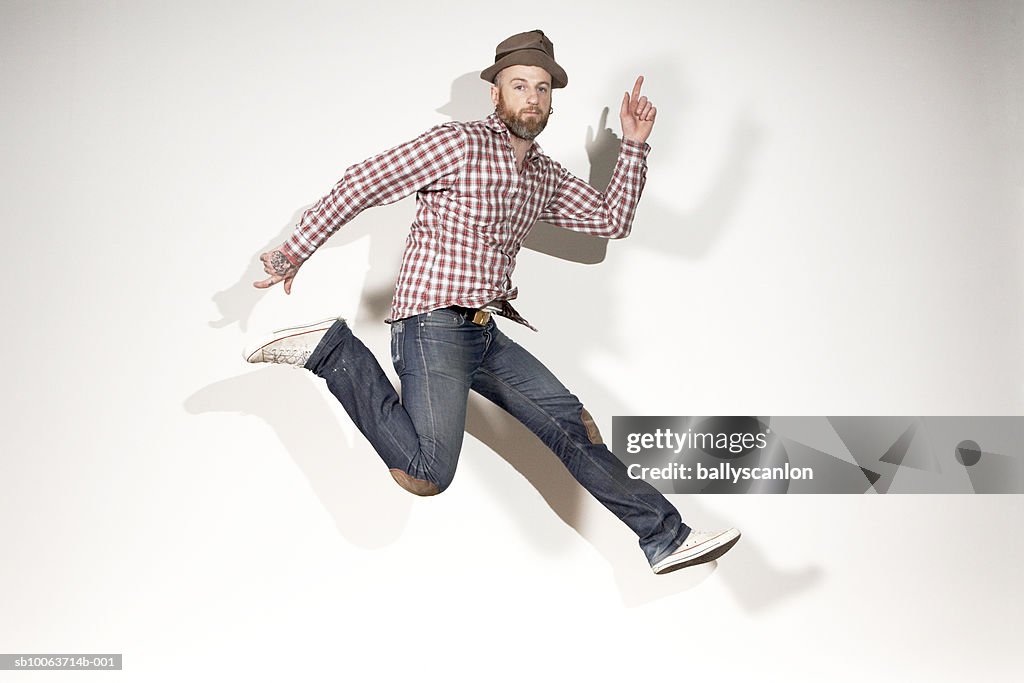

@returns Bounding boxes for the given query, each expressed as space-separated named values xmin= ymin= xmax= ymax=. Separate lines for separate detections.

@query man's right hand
xmin=253 ymin=245 xmax=302 ymax=294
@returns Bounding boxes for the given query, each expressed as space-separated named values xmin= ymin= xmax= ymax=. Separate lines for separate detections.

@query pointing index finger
xmin=630 ymin=75 xmax=644 ymax=104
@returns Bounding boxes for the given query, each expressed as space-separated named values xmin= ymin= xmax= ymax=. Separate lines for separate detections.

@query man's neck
xmin=508 ymin=134 xmax=533 ymax=173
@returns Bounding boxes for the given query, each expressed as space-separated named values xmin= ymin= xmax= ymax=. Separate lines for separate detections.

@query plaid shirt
xmin=282 ymin=112 xmax=650 ymax=329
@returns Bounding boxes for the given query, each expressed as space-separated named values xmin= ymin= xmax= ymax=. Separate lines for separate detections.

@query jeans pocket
xmin=420 ymin=308 xmax=464 ymax=327
xmin=390 ymin=320 xmax=405 ymax=374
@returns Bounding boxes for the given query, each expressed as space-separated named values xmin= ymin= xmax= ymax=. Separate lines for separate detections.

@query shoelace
xmin=265 ymin=348 xmax=314 ymax=364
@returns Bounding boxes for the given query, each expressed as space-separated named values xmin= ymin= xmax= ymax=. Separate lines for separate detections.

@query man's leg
xmin=469 ymin=322 xmax=690 ymax=566
xmin=302 ymin=312 xmax=485 ymax=494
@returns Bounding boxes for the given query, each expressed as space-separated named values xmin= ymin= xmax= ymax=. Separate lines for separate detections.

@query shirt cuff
xmin=619 ymin=137 xmax=651 ymax=163
xmin=280 ymin=241 xmax=304 ymax=266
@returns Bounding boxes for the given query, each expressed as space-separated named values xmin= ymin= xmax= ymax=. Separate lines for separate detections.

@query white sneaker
xmin=243 ymin=317 xmax=343 ymax=367
xmin=651 ymin=528 xmax=741 ymax=574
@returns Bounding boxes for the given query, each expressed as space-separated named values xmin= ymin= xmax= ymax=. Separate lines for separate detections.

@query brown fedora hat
xmin=480 ymin=29 xmax=568 ymax=89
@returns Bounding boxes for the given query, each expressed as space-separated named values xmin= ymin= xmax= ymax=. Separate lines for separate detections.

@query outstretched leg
xmin=470 ymin=324 xmax=690 ymax=565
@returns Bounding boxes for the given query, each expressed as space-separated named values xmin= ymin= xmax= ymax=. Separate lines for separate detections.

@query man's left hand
xmin=620 ymin=75 xmax=656 ymax=144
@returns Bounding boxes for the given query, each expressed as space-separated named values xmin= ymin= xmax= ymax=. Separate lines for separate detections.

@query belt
xmin=447 ymin=305 xmax=492 ymax=326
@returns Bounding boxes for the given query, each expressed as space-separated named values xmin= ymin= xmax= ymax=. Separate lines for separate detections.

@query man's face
xmin=490 ymin=64 xmax=553 ymax=141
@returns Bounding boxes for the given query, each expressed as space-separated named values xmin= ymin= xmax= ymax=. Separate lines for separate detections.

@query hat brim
xmin=481 ymin=49 xmax=568 ymax=89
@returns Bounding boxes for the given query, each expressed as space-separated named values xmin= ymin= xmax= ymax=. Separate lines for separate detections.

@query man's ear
xmin=490 ymin=84 xmax=499 ymax=108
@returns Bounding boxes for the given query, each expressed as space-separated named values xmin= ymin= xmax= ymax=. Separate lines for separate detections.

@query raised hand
xmin=253 ymin=245 xmax=302 ymax=294
xmin=620 ymin=75 xmax=657 ymax=144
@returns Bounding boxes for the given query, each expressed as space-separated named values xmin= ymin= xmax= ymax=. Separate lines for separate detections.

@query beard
xmin=495 ymin=93 xmax=550 ymax=141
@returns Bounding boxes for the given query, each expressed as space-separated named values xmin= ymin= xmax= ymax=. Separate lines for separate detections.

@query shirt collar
xmin=484 ymin=112 xmax=544 ymax=160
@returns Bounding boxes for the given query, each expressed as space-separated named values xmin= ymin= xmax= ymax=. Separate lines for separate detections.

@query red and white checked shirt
xmin=282 ymin=112 xmax=650 ymax=329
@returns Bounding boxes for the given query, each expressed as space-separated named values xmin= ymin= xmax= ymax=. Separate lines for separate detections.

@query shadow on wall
xmin=196 ymin=64 xmax=819 ymax=610
xmin=183 ymin=367 xmax=414 ymax=549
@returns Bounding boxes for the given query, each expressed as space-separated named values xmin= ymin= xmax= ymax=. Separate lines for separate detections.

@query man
xmin=245 ymin=30 xmax=740 ymax=574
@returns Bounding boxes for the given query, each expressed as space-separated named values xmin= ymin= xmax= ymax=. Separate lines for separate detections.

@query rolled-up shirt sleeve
xmin=536 ymin=137 xmax=650 ymax=239
xmin=282 ymin=124 xmax=466 ymax=264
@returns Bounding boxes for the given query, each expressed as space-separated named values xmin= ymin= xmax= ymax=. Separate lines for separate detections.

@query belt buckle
xmin=471 ymin=310 xmax=491 ymax=325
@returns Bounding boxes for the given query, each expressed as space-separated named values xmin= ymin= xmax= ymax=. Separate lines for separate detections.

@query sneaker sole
xmin=244 ymin=317 xmax=342 ymax=362
xmin=652 ymin=531 xmax=741 ymax=575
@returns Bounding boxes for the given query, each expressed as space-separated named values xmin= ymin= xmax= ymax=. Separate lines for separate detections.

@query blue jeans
xmin=303 ymin=310 xmax=690 ymax=565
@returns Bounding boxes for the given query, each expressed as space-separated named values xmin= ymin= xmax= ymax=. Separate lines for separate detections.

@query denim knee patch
xmin=389 ymin=468 xmax=441 ymax=496
xmin=580 ymin=407 xmax=604 ymax=445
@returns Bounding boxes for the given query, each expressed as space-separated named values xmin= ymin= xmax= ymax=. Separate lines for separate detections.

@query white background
xmin=1 ymin=1 xmax=1021 ymax=680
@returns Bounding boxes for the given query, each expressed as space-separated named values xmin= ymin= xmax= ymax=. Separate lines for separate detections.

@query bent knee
xmin=389 ymin=468 xmax=443 ymax=497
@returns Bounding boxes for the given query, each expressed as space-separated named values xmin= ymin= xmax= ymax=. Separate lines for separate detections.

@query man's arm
xmin=537 ymin=139 xmax=649 ymax=239
xmin=536 ymin=75 xmax=657 ymax=239
xmin=253 ymin=124 xmax=466 ymax=292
